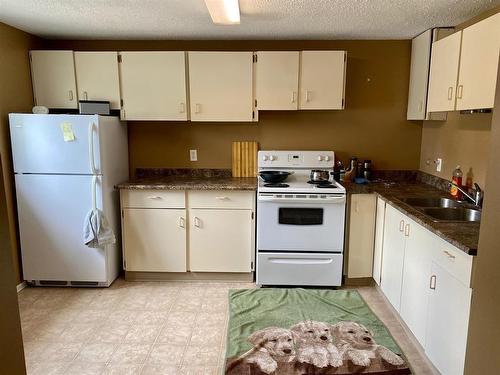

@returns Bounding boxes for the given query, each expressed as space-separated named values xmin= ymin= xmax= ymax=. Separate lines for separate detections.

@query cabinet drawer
xmin=188 ymin=190 xmax=254 ymax=209
xmin=432 ymin=237 xmax=473 ymax=287
xmin=121 ymin=190 xmax=185 ymax=208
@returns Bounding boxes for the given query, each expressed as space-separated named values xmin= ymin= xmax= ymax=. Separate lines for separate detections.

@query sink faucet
xmin=448 ymin=181 xmax=483 ymax=208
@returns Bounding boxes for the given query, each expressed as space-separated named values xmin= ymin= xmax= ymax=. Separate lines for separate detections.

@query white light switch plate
xmin=435 ymin=158 xmax=442 ymax=172
xmin=190 ymin=149 xmax=198 ymax=161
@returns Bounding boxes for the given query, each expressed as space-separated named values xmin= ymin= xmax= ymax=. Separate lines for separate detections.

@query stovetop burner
xmin=316 ymin=183 xmax=336 ymax=188
xmin=307 ymin=180 xmax=337 ymax=188
xmin=264 ymin=183 xmax=290 ymax=188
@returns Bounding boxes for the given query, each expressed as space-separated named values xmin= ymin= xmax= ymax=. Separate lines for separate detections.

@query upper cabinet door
xmin=119 ymin=51 xmax=188 ymax=121
xmin=427 ymin=32 xmax=462 ymax=112
xmin=74 ymin=52 xmax=121 ymax=110
xmin=299 ymin=51 xmax=346 ymax=110
xmin=30 ymin=50 xmax=77 ymax=109
xmin=457 ymin=13 xmax=500 ymax=110
xmin=255 ymin=51 xmax=299 ymax=110
xmin=407 ymin=30 xmax=432 ymax=120
xmin=188 ymin=52 xmax=254 ymax=122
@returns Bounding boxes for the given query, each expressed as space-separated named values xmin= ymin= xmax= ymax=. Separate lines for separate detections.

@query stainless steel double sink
xmin=399 ymin=197 xmax=481 ymax=223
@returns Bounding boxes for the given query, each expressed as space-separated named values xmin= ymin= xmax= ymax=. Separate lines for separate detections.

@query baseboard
xmin=16 ymin=281 xmax=27 ymax=293
xmin=343 ymin=277 xmax=375 ymax=286
xmin=125 ymin=271 xmax=254 ymax=282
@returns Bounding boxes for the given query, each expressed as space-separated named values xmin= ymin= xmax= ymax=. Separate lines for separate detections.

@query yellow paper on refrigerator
xmin=60 ymin=122 xmax=75 ymax=142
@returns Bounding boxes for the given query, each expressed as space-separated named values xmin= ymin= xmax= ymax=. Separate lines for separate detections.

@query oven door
xmin=257 ymin=194 xmax=346 ymax=252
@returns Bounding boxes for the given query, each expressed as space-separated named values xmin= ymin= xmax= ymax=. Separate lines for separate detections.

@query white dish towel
xmin=83 ymin=176 xmax=116 ymax=248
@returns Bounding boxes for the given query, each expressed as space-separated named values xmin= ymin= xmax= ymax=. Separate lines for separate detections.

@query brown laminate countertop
xmin=344 ymin=180 xmax=479 ymax=255
xmin=116 ymin=175 xmax=258 ymax=191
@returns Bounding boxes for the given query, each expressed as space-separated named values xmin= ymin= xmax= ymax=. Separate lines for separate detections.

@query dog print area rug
xmin=225 ymin=289 xmax=411 ymax=375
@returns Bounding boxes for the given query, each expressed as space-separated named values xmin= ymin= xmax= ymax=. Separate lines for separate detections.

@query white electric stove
xmin=256 ymin=150 xmax=346 ymax=287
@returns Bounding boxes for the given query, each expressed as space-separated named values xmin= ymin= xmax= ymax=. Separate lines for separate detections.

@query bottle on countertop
xmin=465 ymin=168 xmax=474 ymax=190
xmin=450 ymin=165 xmax=463 ymax=200
xmin=333 ymin=160 xmax=344 ymax=182
xmin=343 ymin=157 xmax=358 ymax=182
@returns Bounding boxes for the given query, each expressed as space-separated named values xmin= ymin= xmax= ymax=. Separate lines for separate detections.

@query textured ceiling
xmin=0 ymin=0 xmax=498 ymax=40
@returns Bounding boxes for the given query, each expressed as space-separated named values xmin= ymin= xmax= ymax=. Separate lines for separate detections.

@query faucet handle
xmin=473 ymin=183 xmax=482 ymax=192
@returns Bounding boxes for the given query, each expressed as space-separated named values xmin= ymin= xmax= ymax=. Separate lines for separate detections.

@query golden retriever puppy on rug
xmin=226 ymin=327 xmax=296 ymax=375
xmin=290 ymin=320 xmax=343 ymax=369
xmin=331 ymin=321 xmax=405 ymax=367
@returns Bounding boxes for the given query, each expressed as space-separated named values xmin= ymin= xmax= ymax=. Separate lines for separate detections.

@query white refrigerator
xmin=9 ymin=114 xmax=129 ymax=287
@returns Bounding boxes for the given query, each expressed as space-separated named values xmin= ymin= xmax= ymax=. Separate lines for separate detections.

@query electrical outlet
xmin=435 ymin=158 xmax=442 ymax=172
xmin=189 ymin=149 xmax=198 ymax=162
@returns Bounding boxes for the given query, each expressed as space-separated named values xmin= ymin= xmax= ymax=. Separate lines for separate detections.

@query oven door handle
xmin=258 ymin=196 xmax=346 ymax=204
xmin=268 ymin=257 xmax=334 ymax=265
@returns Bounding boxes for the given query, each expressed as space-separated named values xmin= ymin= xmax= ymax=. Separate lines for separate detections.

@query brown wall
xmin=419 ymin=112 xmax=492 ymax=186
xmin=0 ymin=22 xmax=39 ymax=284
xmin=0 ymin=155 xmax=26 ymax=374
xmin=464 ymin=61 xmax=500 ymax=375
xmin=44 ymin=40 xmax=421 ymax=176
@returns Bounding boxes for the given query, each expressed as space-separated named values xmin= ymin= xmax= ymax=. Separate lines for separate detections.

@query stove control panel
xmin=258 ymin=151 xmax=335 ymax=168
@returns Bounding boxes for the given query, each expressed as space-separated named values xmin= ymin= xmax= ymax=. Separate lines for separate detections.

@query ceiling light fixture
xmin=204 ymin=0 xmax=240 ymax=25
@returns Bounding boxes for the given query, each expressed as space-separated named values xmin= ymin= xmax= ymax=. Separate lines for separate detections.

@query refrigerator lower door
xmin=15 ymin=174 xmax=108 ymax=285
xmin=9 ymin=114 xmax=101 ymax=174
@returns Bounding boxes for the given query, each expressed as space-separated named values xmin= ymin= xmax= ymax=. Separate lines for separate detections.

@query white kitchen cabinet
xmin=30 ymin=50 xmax=77 ymax=109
xmin=425 ymin=261 xmax=472 ymax=375
xmin=189 ymin=209 xmax=253 ymax=272
xmin=123 ymin=208 xmax=186 ymax=272
xmin=399 ymin=220 xmax=434 ymax=347
xmin=427 ymin=32 xmax=462 ymax=112
xmin=347 ymin=194 xmax=376 ymax=278
xmin=255 ymin=51 xmax=299 ymax=110
xmin=456 ymin=13 xmax=500 ymax=110
xmin=299 ymin=51 xmax=346 ymax=110
xmin=372 ymin=197 xmax=386 ymax=285
xmin=74 ymin=52 xmax=121 ymax=110
xmin=188 ymin=52 xmax=254 ymax=121
xmin=380 ymin=204 xmax=406 ymax=311
xmin=118 ymin=51 xmax=188 ymax=121
xmin=407 ymin=29 xmax=451 ymax=120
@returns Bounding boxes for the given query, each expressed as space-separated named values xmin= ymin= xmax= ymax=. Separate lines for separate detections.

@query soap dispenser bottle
xmin=451 ymin=165 xmax=463 ymax=199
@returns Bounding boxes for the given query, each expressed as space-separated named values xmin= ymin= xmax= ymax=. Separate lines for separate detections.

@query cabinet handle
xmin=305 ymin=90 xmax=311 ymax=102
xmin=443 ymin=250 xmax=456 ymax=260
xmin=399 ymin=220 xmax=405 ymax=232
xmin=68 ymin=90 xmax=74 ymax=101
xmin=429 ymin=275 xmax=437 ymax=290
xmin=447 ymin=86 xmax=453 ymax=101
xmin=179 ymin=217 xmax=185 ymax=228
xmin=147 ymin=196 xmax=162 ymax=200
xmin=195 ymin=103 xmax=201 ymax=114
xmin=180 ymin=102 xmax=185 ymax=113
xmin=215 ymin=196 xmax=229 ymax=200
xmin=457 ymin=85 xmax=463 ymax=99
xmin=83 ymin=91 xmax=88 ymax=100
xmin=291 ymin=91 xmax=297 ymax=103
xmin=404 ymin=223 xmax=410 ymax=237
xmin=194 ymin=216 xmax=201 ymax=228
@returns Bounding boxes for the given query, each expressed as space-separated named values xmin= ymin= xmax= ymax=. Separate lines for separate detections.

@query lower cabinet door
xmin=189 ymin=209 xmax=252 ymax=272
xmin=425 ymin=262 xmax=472 ymax=375
xmin=380 ymin=205 xmax=406 ymax=312
xmin=372 ymin=197 xmax=386 ymax=285
xmin=399 ymin=220 xmax=433 ymax=347
xmin=123 ymin=208 xmax=186 ymax=272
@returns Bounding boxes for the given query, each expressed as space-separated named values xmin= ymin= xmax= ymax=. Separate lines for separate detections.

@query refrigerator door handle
xmin=88 ymin=122 xmax=97 ymax=174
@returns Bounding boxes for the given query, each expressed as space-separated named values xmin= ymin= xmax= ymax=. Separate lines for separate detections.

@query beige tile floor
xmin=18 ymin=279 xmax=437 ymax=375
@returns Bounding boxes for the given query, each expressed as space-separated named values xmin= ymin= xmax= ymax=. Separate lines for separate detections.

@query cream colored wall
xmin=0 ymin=22 xmax=39 ymax=283
xmin=419 ymin=112 xmax=492 ymax=186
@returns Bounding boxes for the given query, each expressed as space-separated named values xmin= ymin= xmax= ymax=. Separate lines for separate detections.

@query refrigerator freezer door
xmin=9 ymin=114 xmax=101 ymax=174
xmin=15 ymin=174 xmax=107 ymax=283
